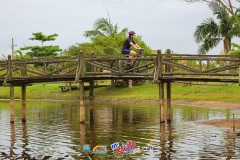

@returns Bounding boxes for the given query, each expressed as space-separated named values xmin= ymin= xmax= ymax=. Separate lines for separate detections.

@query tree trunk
xmin=223 ymin=37 xmax=230 ymax=53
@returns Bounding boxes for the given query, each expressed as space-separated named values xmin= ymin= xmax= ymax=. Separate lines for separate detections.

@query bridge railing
xmin=159 ymin=52 xmax=240 ymax=82
xmin=1 ymin=50 xmax=240 ymax=85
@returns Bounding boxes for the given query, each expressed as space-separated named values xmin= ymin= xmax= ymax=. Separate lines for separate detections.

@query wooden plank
xmin=202 ymin=63 xmax=239 ymax=73
xmin=163 ymin=61 xmax=200 ymax=73
xmin=46 ymin=63 xmax=77 ymax=76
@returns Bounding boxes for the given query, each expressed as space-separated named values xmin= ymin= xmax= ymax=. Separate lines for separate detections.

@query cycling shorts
xmin=121 ymin=49 xmax=130 ymax=54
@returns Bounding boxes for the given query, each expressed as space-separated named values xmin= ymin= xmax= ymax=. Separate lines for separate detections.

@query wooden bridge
xmin=1 ymin=49 xmax=240 ymax=123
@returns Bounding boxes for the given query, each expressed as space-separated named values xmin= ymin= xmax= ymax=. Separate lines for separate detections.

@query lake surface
xmin=1 ymin=100 xmax=240 ymax=160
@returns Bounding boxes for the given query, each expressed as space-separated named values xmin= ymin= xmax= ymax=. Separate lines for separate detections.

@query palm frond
xmin=194 ymin=18 xmax=219 ymax=43
xmin=85 ymin=14 xmax=128 ymax=38
xmin=84 ymin=30 xmax=101 ymax=38
xmin=198 ymin=37 xmax=221 ymax=54
xmin=118 ymin=27 xmax=128 ymax=37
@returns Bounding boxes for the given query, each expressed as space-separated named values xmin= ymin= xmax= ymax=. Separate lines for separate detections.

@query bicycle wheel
xmin=137 ymin=60 xmax=155 ymax=73
xmin=111 ymin=60 xmax=130 ymax=72
xmin=111 ymin=60 xmax=118 ymax=71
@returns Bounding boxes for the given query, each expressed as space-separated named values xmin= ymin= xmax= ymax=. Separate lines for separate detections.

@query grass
xmin=0 ymin=81 xmax=240 ymax=103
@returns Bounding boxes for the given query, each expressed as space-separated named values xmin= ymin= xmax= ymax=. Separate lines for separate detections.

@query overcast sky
xmin=0 ymin=0 xmax=238 ymax=58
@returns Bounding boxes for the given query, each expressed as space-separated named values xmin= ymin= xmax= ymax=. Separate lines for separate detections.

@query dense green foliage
xmin=16 ymin=32 xmax=62 ymax=59
xmin=83 ymin=14 xmax=128 ymax=38
xmin=194 ymin=1 xmax=240 ymax=54
xmin=65 ymin=35 xmax=152 ymax=56
xmin=231 ymin=42 xmax=240 ymax=56
xmin=65 ymin=15 xmax=152 ymax=56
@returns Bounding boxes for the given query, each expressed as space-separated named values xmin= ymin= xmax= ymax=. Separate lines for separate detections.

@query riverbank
xmin=1 ymin=81 xmax=240 ymax=130
xmin=1 ymin=81 xmax=240 ymax=104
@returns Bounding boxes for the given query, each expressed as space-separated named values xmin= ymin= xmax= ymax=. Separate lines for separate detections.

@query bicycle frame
xmin=110 ymin=49 xmax=156 ymax=74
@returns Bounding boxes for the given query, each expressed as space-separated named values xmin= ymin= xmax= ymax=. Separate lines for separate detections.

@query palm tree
xmin=194 ymin=1 xmax=239 ymax=54
xmin=84 ymin=14 xmax=128 ymax=38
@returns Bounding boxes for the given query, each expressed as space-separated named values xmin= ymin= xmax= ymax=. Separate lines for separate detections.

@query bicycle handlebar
xmin=139 ymin=48 xmax=144 ymax=54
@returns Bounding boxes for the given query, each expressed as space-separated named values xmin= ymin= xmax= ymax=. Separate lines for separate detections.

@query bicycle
xmin=110 ymin=49 xmax=156 ymax=74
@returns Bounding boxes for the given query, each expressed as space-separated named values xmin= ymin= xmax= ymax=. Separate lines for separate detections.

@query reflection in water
xmin=160 ymin=123 xmax=166 ymax=159
xmin=21 ymin=122 xmax=29 ymax=159
xmin=0 ymin=101 xmax=240 ymax=159
xmin=10 ymin=123 xmax=15 ymax=158
xmin=80 ymin=123 xmax=86 ymax=151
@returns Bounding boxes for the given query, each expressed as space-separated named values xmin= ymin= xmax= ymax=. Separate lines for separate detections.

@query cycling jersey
xmin=122 ymin=38 xmax=136 ymax=50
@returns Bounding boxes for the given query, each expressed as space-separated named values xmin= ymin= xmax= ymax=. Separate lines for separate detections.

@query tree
xmin=193 ymin=1 xmax=239 ymax=54
xmin=29 ymin=32 xmax=59 ymax=46
xmin=84 ymin=14 xmax=128 ymax=38
xmin=183 ymin=0 xmax=240 ymax=28
xmin=66 ymin=15 xmax=152 ymax=56
xmin=20 ymin=32 xmax=62 ymax=58
xmin=65 ymin=35 xmax=152 ymax=56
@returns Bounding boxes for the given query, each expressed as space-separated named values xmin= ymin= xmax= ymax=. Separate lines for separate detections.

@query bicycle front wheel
xmin=111 ymin=60 xmax=130 ymax=72
xmin=137 ymin=60 xmax=155 ymax=73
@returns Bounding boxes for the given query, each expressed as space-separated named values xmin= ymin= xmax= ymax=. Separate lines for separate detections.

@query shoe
xmin=126 ymin=65 xmax=133 ymax=70
xmin=125 ymin=60 xmax=131 ymax=65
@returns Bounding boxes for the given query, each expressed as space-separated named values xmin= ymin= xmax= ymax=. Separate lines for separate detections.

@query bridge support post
xmin=10 ymin=86 xmax=14 ymax=123
xmin=129 ymin=80 xmax=133 ymax=88
xmin=157 ymin=49 xmax=165 ymax=123
xmin=159 ymin=82 xmax=165 ymax=123
xmin=89 ymin=81 xmax=94 ymax=123
xmin=79 ymin=80 xmax=85 ymax=123
xmin=167 ymin=82 xmax=171 ymax=122
xmin=166 ymin=50 xmax=172 ymax=122
xmin=22 ymin=85 xmax=26 ymax=122
xmin=7 ymin=55 xmax=15 ymax=123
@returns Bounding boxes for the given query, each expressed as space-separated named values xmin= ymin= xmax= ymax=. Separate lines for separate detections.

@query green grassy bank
xmin=0 ymin=81 xmax=240 ymax=103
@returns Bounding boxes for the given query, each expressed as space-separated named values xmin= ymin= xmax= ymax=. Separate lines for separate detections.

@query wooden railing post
xmin=199 ymin=57 xmax=202 ymax=72
xmin=44 ymin=63 xmax=48 ymax=75
xmin=166 ymin=49 xmax=171 ymax=73
xmin=7 ymin=55 xmax=13 ymax=81
xmin=75 ymin=50 xmax=86 ymax=82
xmin=158 ymin=50 xmax=163 ymax=80
xmin=119 ymin=57 xmax=123 ymax=73
xmin=21 ymin=56 xmax=27 ymax=77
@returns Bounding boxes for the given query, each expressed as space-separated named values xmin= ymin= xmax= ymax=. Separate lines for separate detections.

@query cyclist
xmin=121 ymin=31 xmax=142 ymax=69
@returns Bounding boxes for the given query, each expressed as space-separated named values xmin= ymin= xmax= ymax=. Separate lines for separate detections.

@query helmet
xmin=128 ymin=31 xmax=136 ymax=35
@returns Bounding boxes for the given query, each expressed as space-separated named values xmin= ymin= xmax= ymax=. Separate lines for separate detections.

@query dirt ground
xmin=196 ymin=118 xmax=240 ymax=129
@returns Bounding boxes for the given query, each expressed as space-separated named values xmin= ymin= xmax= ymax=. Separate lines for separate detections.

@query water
xmin=1 ymin=100 xmax=240 ymax=159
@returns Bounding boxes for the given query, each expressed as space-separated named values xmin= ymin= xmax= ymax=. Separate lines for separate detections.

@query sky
xmin=0 ymin=0 xmax=238 ymax=58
